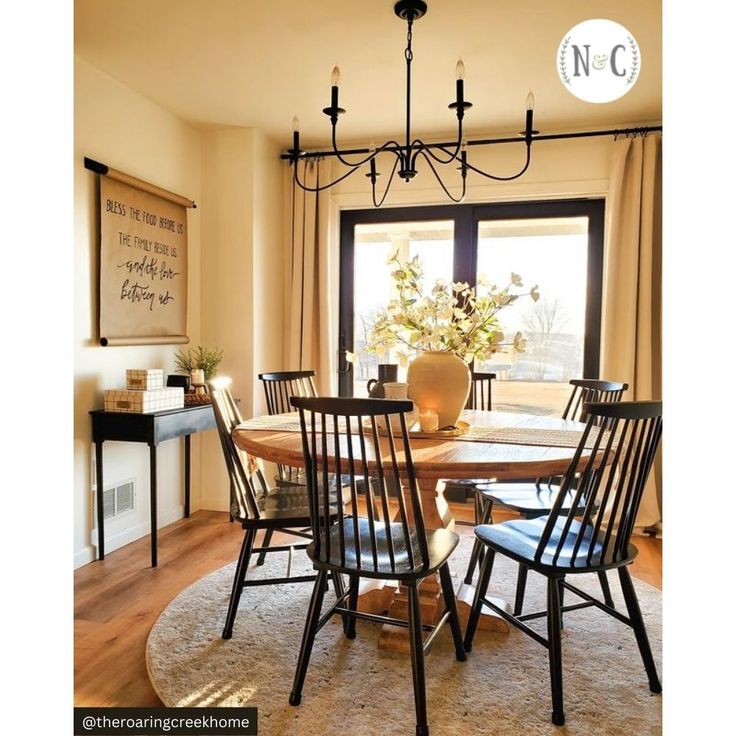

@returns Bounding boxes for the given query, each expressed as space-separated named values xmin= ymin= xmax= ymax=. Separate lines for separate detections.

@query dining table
xmin=232 ymin=407 xmax=593 ymax=653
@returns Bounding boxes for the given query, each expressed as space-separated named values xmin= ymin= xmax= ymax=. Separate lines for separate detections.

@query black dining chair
xmin=208 ymin=378 xmax=345 ymax=640
xmin=464 ymin=400 xmax=663 ymax=726
xmin=288 ymin=396 xmax=466 ymax=736
xmin=464 ymin=378 xmax=628 ymax=615
xmin=466 ymin=371 xmax=496 ymax=411
xmin=257 ymin=370 xmax=319 ymax=562
xmin=259 ymin=369 xmax=318 ymax=415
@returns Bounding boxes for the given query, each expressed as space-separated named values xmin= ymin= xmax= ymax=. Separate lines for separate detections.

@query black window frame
xmin=338 ymin=198 xmax=605 ymax=397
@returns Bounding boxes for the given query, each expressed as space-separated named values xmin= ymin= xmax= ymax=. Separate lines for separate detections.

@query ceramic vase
xmin=406 ymin=351 xmax=471 ymax=428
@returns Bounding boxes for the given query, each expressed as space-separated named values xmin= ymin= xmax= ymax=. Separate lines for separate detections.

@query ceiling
xmin=74 ymin=0 xmax=661 ymax=148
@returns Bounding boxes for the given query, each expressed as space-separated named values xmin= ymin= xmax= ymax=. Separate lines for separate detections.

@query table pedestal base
xmin=354 ymin=478 xmax=511 ymax=653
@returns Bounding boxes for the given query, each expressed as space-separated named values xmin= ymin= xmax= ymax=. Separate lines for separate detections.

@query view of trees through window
xmin=475 ymin=217 xmax=589 ymax=415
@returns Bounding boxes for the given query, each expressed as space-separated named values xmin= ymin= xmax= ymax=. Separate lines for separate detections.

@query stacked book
xmin=104 ymin=369 xmax=184 ymax=413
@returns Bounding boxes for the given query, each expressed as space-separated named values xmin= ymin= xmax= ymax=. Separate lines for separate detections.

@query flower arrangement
xmin=350 ymin=252 xmax=539 ymax=366
xmin=174 ymin=345 xmax=224 ymax=380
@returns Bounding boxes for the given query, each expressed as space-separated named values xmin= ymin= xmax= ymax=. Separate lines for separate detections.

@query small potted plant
xmin=174 ymin=346 xmax=224 ymax=401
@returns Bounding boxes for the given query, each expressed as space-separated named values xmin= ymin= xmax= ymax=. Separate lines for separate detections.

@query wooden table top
xmin=232 ymin=409 xmax=587 ymax=481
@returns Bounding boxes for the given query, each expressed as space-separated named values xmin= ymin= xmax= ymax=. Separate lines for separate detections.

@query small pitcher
xmin=367 ymin=363 xmax=399 ymax=398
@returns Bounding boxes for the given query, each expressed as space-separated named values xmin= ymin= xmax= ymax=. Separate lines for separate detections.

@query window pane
xmin=352 ymin=220 xmax=454 ymax=396
xmin=475 ymin=217 xmax=589 ymax=416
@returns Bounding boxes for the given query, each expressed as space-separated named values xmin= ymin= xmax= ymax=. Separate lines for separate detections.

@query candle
xmin=190 ymin=369 xmax=205 ymax=386
xmin=419 ymin=409 xmax=439 ymax=433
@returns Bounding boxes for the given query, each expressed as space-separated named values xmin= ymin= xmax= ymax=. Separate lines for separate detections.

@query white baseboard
xmin=74 ymin=504 xmax=185 ymax=569
xmin=74 ymin=546 xmax=96 ymax=569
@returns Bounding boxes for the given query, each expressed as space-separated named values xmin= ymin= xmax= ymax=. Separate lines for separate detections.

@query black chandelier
xmin=287 ymin=0 xmax=538 ymax=206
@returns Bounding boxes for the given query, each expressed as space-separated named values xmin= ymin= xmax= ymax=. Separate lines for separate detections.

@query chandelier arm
xmin=292 ymin=157 xmax=364 ymax=192
xmin=410 ymin=118 xmax=463 ymax=166
xmin=463 ymin=142 xmax=532 ymax=181
xmin=413 ymin=138 xmax=462 ymax=166
xmin=371 ymin=155 xmax=401 ymax=208
xmin=418 ymin=150 xmax=466 ymax=203
xmin=330 ymin=126 xmax=403 ymax=168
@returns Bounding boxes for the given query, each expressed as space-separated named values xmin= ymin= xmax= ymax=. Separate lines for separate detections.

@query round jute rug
xmin=146 ymin=536 xmax=661 ymax=736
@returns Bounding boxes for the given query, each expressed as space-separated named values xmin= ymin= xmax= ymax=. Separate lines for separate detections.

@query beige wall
xmin=74 ymin=61 xmax=285 ymax=563
xmin=74 ymin=58 xmax=203 ymax=567
xmin=198 ymin=127 xmax=284 ymax=512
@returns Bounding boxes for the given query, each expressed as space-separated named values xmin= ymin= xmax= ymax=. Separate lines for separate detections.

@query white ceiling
xmin=75 ymin=0 xmax=661 ymax=148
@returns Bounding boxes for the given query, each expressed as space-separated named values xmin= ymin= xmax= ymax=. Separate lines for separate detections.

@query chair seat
xmin=475 ymin=482 xmax=588 ymax=516
xmin=240 ymin=484 xmax=340 ymax=527
xmin=475 ymin=516 xmax=638 ymax=572
xmin=308 ymin=518 xmax=460 ymax=580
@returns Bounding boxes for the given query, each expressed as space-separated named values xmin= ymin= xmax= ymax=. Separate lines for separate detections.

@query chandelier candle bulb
xmin=292 ymin=115 xmax=300 ymax=153
xmin=525 ymin=92 xmax=534 ymax=139
xmin=330 ymin=65 xmax=340 ymax=110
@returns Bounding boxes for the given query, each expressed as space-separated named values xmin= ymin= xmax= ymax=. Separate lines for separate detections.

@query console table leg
xmin=184 ymin=434 xmax=191 ymax=518
xmin=150 ymin=444 xmax=158 ymax=568
xmin=95 ymin=441 xmax=105 ymax=560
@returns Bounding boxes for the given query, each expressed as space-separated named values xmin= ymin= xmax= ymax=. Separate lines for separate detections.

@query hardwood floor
xmin=74 ymin=507 xmax=662 ymax=707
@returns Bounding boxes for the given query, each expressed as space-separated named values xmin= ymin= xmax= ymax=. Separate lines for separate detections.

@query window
xmin=339 ymin=200 xmax=604 ymax=415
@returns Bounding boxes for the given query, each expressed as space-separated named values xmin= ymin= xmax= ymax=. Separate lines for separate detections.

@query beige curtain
xmin=600 ymin=133 xmax=662 ymax=530
xmin=283 ymin=158 xmax=336 ymax=396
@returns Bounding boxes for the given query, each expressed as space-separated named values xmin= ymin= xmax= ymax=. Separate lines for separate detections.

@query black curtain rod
xmin=279 ymin=125 xmax=662 ymax=160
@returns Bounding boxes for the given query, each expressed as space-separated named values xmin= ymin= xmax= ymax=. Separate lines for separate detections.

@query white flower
xmin=511 ymin=272 xmax=523 ymax=286
xmin=530 ymin=284 xmax=540 ymax=302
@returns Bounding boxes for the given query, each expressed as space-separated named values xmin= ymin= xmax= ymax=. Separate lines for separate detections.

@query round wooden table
xmin=233 ymin=408 xmax=588 ymax=652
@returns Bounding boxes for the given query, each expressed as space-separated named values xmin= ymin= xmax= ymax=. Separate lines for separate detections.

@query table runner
xmin=236 ymin=412 xmax=609 ymax=451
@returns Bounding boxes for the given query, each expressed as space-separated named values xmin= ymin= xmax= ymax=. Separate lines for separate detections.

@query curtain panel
xmin=283 ymin=159 xmax=336 ymax=396
xmin=601 ymin=133 xmax=662 ymax=530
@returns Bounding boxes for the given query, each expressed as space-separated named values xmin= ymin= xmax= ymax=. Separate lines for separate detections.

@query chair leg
xmin=289 ymin=569 xmax=328 ymax=706
xmin=558 ymin=575 xmax=566 ymax=629
xmin=598 ymin=571 xmax=616 ymax=608
xmin=464 ymin=547 xmax=495 ymax=652
xmin=618 ymin=566 xmax=662 ymax=693
xmin=438 ymin=563 xmax=467 ymax=662
xmin=546 ymin=576 xmax=565 ymax=726
xmin=346 ymin=574 xmax=359 ymax=640
xmin=463 ymin=498 xmax=493 ymax=585
xmin=407 ymin=583 xmax=429 ymax=736
xmin=222 ymin=528 xmax=255 ymax=640
xmin=256 ymin=528 xmax=273 ymax=566
xmin=331 ymin=573 xmax=348 ymax=634
xmin=513 ymin=565 xmax=528 ymax=616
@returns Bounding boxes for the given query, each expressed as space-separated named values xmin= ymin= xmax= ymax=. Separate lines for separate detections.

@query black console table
xmin=90 ymin=403 xmax=219 ymax=567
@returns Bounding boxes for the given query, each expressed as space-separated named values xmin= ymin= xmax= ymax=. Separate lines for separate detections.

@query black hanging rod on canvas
xmin=83 ymin=156 xmax=197 ymax=209
xmin=279 ymin=125 xmax=662 ymax=161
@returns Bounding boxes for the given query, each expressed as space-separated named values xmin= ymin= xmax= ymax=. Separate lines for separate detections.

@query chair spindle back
xmin=209 ymin=378 xmax=267 ymax=521
xmin=466 ymin=372 xmax=496 ymax=411
xmin=562 ymin=378 xmax=628 ymax=423
xmin=259 ymin=370 xmax=317 ymax=415
xmin=536 ymin=400 xmax=662 ymax=567
xmin=291 ymin=396 xmax=431 ymax=574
